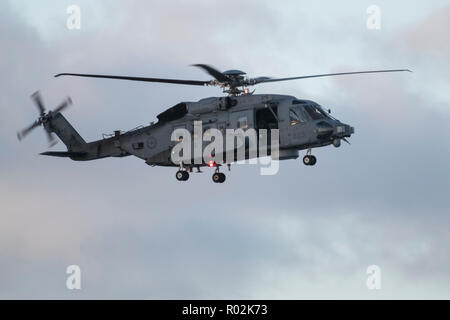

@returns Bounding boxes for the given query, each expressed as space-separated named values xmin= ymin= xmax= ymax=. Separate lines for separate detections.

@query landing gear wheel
xmin=176 ymin=170 xmax=189 ymax=181
xmin=212 ymin=172 xmax=226 ymax=183
xmin=303 ymin=155 xmax=317 ymax=166
xmin=303 ymin=155 xmax=311 ymax=166
xmin=212 ymin=173 xmax=220 ymax=183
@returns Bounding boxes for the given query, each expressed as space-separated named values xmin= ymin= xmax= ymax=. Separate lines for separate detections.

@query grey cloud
xmin=400 ymin=6 xmax=450 ymax=55
xmin=1 ymin=1 xmax=450 ymax=299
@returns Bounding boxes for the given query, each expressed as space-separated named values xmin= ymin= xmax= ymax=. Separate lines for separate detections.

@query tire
xmin=182 ymin=171 xmax=189 ymax=181
xmin=303 ymin=155 xmax=311 ymax=166
xmin=310 ymin=155 xmax=317 ymax=166
xmin=212 ymin=173 xmax=221 ymax=183
xmin=218 ymin=173 xmax=226 ymax=183
xmin=176 ymin=171 xmax=184 ymax=181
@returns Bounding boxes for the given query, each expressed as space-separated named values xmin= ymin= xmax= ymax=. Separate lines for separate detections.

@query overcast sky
xmin=1 ymin=0 xmax=449 ymax=299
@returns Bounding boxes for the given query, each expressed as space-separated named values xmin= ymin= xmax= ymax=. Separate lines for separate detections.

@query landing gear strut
xmin=303 ymin=148 xmax=317 ymax=166
xmin=176 ymin=162 xmax=189 ymax=181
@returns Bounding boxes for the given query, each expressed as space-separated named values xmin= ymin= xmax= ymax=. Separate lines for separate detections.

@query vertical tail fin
xmin=45 ymin=113 xmax=86 ymax=150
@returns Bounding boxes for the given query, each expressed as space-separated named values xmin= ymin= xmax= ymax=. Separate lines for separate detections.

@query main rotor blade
xmin=55 ymin=73 xmax=210 ymax=86
xmin=17 ymin=121 xmax=40 ymax=141
xmin=31 ymin=91 xmax=45 ymax=115
xmin=253 ymin=69 xmax=412 ymax=84
xmin=53 ymin=97 xmax=72 ymax=114
xmin=191 ymin=64 xmax=230 ymax=82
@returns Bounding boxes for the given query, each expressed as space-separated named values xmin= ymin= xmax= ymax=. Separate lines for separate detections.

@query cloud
xmin=400 ymin=6 xmax=450 ymax=55
xmin=1 ymin=1 xmax=450 ymax=299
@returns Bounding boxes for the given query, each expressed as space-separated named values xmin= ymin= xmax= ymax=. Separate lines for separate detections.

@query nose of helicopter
xmin=335 ymin=123 xmax=354 ymax=137
xmin=331 ymin=123 xmax=354 ymax=147
xmin=315 ymin=121 xmax=354 ymax=146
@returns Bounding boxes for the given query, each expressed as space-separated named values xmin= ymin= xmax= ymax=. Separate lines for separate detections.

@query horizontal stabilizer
xmin=40 ymin=151 xmax=87 ymax=158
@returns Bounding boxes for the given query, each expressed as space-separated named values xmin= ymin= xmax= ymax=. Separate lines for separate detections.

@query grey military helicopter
xmin=17 ymin=64 xmax=410 ymax=183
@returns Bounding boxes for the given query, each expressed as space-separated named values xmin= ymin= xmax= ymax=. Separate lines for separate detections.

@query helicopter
xmin=17 ymin=64 xmax=410 ymax=183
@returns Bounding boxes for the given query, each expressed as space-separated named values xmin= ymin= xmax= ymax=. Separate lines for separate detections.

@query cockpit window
xmin=317 ymin=106 xmax=330 ymax=118
xmin=290 ymin=106 xmax=309 ymax=125
xmin=304 ymin=105 xmax=327 ymax=120
xmin=290 ymin=109 xmax=300 ymax=125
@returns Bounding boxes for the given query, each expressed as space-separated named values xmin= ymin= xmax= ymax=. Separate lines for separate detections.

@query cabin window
xmin=290 ymin=106 xmax=309 ymax=125
xmin=237 ymin=116 xmax=248 ymax=129
xmin=132 ymin=142 xmax=144 ymax=150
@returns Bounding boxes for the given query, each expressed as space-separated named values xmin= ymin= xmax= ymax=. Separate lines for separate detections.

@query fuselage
xmin=55 ymin=94 xmax=354 ymax=167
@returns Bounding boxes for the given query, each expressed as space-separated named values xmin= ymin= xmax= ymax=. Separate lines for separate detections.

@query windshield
xmin=291 ymin=100 xmax=333 ymax=122
xmin=314 ymin=104 xmax=337 ymax=120
xmin=304 ymin=104 xmax=328 ymax=120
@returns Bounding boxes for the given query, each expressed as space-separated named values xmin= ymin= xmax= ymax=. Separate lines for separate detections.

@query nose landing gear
xmin=303 ymin=148 xmax=317 ymax=166
xmin=303 ymin=155 xmax=316 ymax=166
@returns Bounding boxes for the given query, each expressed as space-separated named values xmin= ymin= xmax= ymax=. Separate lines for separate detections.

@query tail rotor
xmin=17 ymin=91 xmax=72 ymax=147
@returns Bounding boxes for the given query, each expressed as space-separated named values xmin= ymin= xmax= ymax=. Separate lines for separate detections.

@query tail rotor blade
xmin=46 ymin=130 xmax=57 ymax=147
xmin=17 ymin=121 xmax=40 ymax=141
xmin=53 ymin=97 xmax=72 ymax=114
xmin=31 ymin=91 xmax=45 ymax=115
